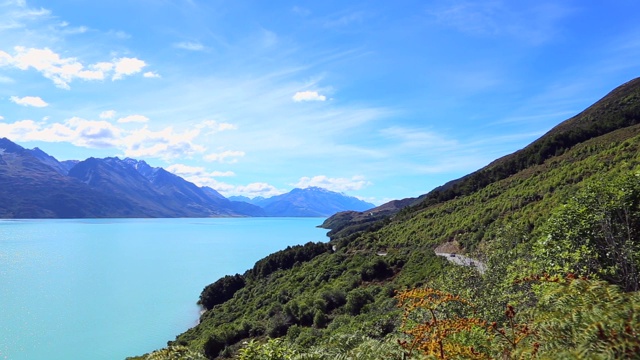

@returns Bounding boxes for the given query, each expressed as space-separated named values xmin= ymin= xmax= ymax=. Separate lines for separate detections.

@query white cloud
xmin=65 ymin=117 xmax=122 ymax=147
xmin=174 ymin=41 xmax=205 ymax=51
xmin=10 ymin=95 xmax=48 ymax=107
xmin=0 ymin=115 xmax=4 ymax=120
xmin=117 ymin=114 xmax=149 ymax=123
xmin=99 ymin=110 xmax=116 ymax=119
xmin=0 ymin=47 xmax=150 ymax=88
xmin=204 ymin=150 xmax=245 ymax=163
xmin=143 ymin=71 xmax=161 ymax=78
xmin=294 ymin=175 xmax=371 ymax=192
xmin=0 ymin=117 xmax=206 ymax=160
xmin=164 ymin=163 xmax=246 ymax=195
xmin=165 ymin=163 xmax=285 ymax=198
xmin=0 ymin=75 xmax=14 ymax=83
xmin=292 ymin=90 xmax=327 ymax=102
xmin=0 ymin=117 xmax=121 ymax=148
xmin=234 ymin=182 xmax=284 ymax=198
xmin=165 ymin=163 xmax=203 ymax=175
xmin=166 ymin=163 xmax=235 ymax=186
xmin=121 ymin=126 xmax=205 ymax=160
xmin=112 ymin=57 xmax=146 ymax=80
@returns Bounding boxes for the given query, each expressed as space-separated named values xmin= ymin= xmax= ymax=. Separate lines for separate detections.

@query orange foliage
xmin=396 ymin=288 xmax=536 ymax=359
xmin=395 ymin=288 xmax=490 ymax=359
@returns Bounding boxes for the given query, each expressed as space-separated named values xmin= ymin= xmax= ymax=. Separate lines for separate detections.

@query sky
xmin=0 ymin=0 xmax=639 ymax=205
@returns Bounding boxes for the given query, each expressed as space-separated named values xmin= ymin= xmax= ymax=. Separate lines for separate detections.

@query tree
xmin=345 ymin=288 xmax=373 ymax=315
xmin=199 ymin=274 xmax=245 ymax=310
xmin=535 ymin=172 xmax=640 ymax=291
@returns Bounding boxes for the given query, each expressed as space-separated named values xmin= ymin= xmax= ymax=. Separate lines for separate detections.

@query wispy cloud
xmin=196 ymin=120 xmax=238 ymax=135
xmin=9 ymin=95 xmax=48 ymax=107
xmin=107 ymin=30 xmax=130 ymax=39
xmin=380 ymin=126 xmax=458 ymax=150
xmin=323 ymin=10 xmax=366 ymax=28
xmin=173 ymin=41 xmax=205 ymax=51
xmin=204 ymin=150 xmax=245 ymax=163
xmin=0 ymin=0 xmax=51 ymax=31
xmin=291 ymin=6 xmax=311 ymax=17
xmin=57 ymin=21 xmax=88 ymax=35
xmin=429 ymin=1 xmax=574 ymax=44
xmin=260 ymin=29 xmax=278 ymax=48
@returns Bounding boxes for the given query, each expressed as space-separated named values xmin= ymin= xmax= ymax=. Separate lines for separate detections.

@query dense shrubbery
xmin=247 ymin=242 xmax=331 ymax=280
xmin=535 ymin=172 xmax=640 ymax=291
xmin=199 ymin=274 xmax=245 ymax=310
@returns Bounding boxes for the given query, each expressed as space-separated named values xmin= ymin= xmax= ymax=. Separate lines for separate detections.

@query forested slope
xmin=130 ymin=78 xmax=640 ymax=359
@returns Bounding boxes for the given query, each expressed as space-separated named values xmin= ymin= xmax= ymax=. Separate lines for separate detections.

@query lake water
xmin=0 ymin=218 xmax=328 ymax=360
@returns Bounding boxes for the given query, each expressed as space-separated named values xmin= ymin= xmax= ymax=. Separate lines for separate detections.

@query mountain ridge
xmin=0 ymin=140 xmax=370 ymax=218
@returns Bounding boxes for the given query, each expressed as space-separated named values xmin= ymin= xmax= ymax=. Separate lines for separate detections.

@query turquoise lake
xmin=0 ymin=218 xmax=328 ymax=360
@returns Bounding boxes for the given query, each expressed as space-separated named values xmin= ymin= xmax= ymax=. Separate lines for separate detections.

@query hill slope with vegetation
xmin=130 ymin=78 xmax=640 ymax=359
xmin=321 ymin=77 xmax=640 ymax=241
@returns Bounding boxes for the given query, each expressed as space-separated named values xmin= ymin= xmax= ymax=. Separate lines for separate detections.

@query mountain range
xmin=0 ymin=139 xmax=374 ymax=218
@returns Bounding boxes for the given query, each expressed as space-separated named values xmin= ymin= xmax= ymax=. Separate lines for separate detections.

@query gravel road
xmin=435 ymin=252 xmax=487 ymax=274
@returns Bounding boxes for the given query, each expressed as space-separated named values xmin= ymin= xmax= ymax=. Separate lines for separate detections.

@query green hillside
xmin=130 ymin=78 xmax=640 ymax=359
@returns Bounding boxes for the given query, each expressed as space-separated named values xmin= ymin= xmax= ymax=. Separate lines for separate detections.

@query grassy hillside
xmin=129 ymin=78 xmax=640 ymax=359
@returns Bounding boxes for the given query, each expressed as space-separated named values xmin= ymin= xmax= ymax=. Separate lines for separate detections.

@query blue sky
xmin=1 ymin=0 xmax=639 ymax=204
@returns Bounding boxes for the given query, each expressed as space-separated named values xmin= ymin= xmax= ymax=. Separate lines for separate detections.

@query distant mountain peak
xmin=258 ymin=186 xmax=374 ymax=217
xmin=0 ymin=137 xmax=25 ymax=153
xmin=122 ymin=157 xmax=158 ymax=179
